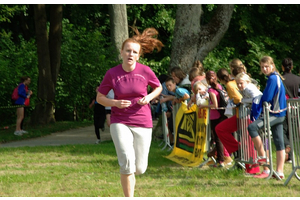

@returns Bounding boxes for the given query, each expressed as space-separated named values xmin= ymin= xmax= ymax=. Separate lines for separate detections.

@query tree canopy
xmin=1 ymin=4 xmax=300 ymax=127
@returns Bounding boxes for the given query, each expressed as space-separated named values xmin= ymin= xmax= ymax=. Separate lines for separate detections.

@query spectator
xmin=235 ymin=72 xmax=266 ymax=177
xmin=187 ymin=61 xmax=207 ymax=109
xmin=231 ymin=65 xmax=259 ymax=88
xmin=193 ymin=81 xmax=209 ymax=107
xmin=248 ymin=56 xmax=287 ymax=179
xmin=89 ymin=86 xmax=106 ymax=144
xmin=189 ymin=60 xmax=206 ymax=88
xmin=105 ymin=89 xmax=114 ymax=127
xmin=170 ymin=66 xmax=191 ymax=91
xmin=13 ymin=76 xmax=33 ymax=136
xmin=165 ymin=76 xmax=191 ymax=104
xmin=229 ymin=58 xmax=247 ymax=79
xmin=198 ymin=71 xmax=232 ymax=167
xmin=157 ymin=74 xmax=175 ymax=141
xmin=163 ymin=76 xmax=191 ymax=144
xmin=281 ymin=57 xmax=300 ymax=163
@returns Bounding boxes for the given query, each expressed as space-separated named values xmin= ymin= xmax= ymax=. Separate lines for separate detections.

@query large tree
xmin=109 ymin=4 xmax=129 ymax=61
xmin=31 ymin=4 xmax=62 ymax=125
xmin=170 ymin=4 xmax=234 ymax=72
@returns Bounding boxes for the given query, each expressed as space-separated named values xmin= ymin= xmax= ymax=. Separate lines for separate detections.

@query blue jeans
xmin=248 ymin=116 xmax=285 ymax=151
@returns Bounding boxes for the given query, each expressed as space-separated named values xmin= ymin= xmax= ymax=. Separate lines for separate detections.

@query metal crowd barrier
xmin=235 ymin=103 xmax=257 ymax=169
xmin=236 ymin=102 xmax=279 ymax=180
xmin=159 ymin=110 xmax=172 ymax=150
xmin=159 ymin=103 xmax=181 ymax=151
xmin=284 ymin=99 xmax=300 ymax=186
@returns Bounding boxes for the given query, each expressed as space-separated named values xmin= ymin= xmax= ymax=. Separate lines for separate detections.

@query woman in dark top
xmin=281 ymin=58 xmax=300 ymax=163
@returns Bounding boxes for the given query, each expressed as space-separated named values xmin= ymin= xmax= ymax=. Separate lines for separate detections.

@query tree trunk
xmin=49 ymin=4 xmax=62 ymax=89
xmin=170 ymin=4 xmax=234 ymax=73
xmin=108 ymin=4 xmax=129 ymax=61
xmin=31 ymin=4 xmax=62 ymax=125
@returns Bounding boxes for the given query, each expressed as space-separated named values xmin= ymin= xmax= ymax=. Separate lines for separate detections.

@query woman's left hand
xmin=137 ymin=96 xmax=151 ymax=105
xmin=198 ymin=104 xmax=205 ymax=109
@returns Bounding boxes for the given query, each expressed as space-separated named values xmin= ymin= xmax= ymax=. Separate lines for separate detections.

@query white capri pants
xmin=110 ymin=123 xmax=152 ymax=175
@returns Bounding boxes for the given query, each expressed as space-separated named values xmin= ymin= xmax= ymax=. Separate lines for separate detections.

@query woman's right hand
xmin=115 ymin=100 xmax=131 ymax=109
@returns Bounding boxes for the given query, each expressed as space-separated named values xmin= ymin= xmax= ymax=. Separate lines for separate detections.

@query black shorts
xmin=105 ymin=109 xmax=111 ymax=115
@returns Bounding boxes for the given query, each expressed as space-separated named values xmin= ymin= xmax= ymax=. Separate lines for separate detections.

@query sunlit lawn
xmin=0 ymin=139 xmax=299 ymax=197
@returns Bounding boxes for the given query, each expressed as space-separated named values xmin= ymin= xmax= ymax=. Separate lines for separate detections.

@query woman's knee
xmin=135 ymin=166 xmax=147 ymax=175
xmin=248 ymin=122 xmax=260 ymax=138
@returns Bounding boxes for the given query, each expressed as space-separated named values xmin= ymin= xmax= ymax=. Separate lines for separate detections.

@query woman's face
xmin=121 ymin=42 xmax=140 ymax=66
xmin=171 ymin=72 xmax=180 ymax=84
xmin=236 ymin=79 xmax=248 ymax=91
xmin=24 ymin=78 xmax=31 ymax=86
xmin=206 ymin=73 xmax=216 ymax=85
xmin=260 ymin=62 xmax=273 ymax=76
xmin=195 ymin=85 xmax=206 ymax=95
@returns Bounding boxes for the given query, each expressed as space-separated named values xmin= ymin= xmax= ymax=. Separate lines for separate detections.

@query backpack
xmin=211 ymin=87 xmax=228 ymax=117
xmin=11 ymin=84 xmax=21 ymax=101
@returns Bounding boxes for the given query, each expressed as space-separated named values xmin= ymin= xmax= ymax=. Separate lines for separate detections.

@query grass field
xmin=0 ymin=121 xmax=299 ymax=197
xmin=0 ymin=140 xmax=299 ymax=197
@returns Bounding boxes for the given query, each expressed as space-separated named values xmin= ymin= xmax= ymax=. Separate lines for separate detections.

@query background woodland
xmin=1 ymin=4 xmax=299 ymax=127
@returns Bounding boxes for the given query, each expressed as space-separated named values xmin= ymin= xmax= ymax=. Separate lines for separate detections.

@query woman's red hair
xmin=121 ymin=27 xmax=164 ymax=56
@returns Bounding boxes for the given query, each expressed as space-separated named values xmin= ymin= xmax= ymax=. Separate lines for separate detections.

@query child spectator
xmin=163 ymin=76 xmax=191 ymax=144
xmin=189 ymin=60 xmax=206 ymax=88
xmin=248 ymin=56 xmax=287 ymax=179
xmin=235 ymin=72 xmax=268 ymax=177
xmin=216 ymin=67 xmax=262 ymax=174
xmin=187 ymin=61 xmax=207 ymax=109
xmin=235 ymin=72 xmax=262 ymax=108
xmin=232 ymin=66 xmax=259 ymax=89
xmin=165 ymin=77 xmax=191 ymax=104
xmin=193 ymin=81 xmax=209 ymax=107
xmin=229 ymin=58 xmax=247 ymax=79
xmin=198 ymin=71 xmax=232 ymax=167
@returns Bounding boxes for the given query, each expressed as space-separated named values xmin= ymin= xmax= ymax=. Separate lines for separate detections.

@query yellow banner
xmin=165 ymin=103 xmax=209 ymax=167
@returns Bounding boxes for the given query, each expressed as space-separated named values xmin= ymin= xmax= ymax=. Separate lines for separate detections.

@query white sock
xmin=263 ymin=170 xmax=270 ymax=174
xmin=277 ymin=172 xmax=284 ymax=176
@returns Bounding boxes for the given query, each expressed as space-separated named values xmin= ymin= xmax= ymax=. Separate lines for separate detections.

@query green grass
xmin=0 ymin=140 xmax=299 ymax=197
xmin=0 ymin=121 xmax=299 ymax=197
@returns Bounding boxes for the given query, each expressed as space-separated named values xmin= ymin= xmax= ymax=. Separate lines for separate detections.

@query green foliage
xmin=127 ymin=4 xmax=177 ymax=61
xmin=57 ymin=19 xmax=119 ymax=121
xmin=0 ymin=33 xmax=37 ymax=127
xmin=202 ymin=47 xmax=235 ymax=72
xmin=0 ymin=4 xmax=25 ymax=23
xmin=139 ymin=56 xmax=170 ymax=76
xmin=202 ymin=4 xmax=300 ymax=90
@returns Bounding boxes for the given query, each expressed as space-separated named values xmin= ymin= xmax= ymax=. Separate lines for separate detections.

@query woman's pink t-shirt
xmin=98 ymin=63 xmax=160 ymax=128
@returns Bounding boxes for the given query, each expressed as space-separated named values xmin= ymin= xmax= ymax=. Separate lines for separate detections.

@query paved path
xmin=0 ymin=121 xmax=159 ymax=148
xmin=0 ymin=124 xmax=112 ymax=148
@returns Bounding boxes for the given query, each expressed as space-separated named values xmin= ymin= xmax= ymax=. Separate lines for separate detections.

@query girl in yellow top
xmin=214 ymin=68 xmax=242 ymax=154
xmin=215 ymin=68 xmax=261 ymax=175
